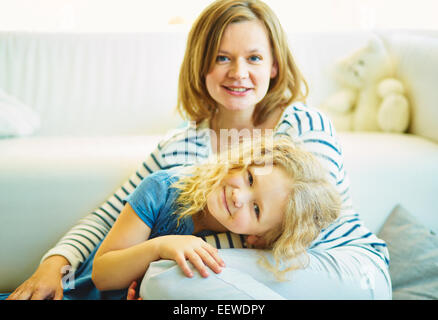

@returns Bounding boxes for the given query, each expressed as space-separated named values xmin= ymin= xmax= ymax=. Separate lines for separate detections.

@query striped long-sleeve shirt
xmin=41 ymin=103 xmax=389 ymax=274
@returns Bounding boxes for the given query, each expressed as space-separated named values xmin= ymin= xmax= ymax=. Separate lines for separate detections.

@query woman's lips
xmin=222 ymin=86 xmax=252 ymax=96
xmin=222 ymin=187 xmax=231 ymax=215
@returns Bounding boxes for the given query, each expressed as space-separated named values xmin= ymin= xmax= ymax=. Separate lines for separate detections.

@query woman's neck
xmin=211 ymin=106 xmax=284 ymax=131
xmin=209 ymin=106 xmax=285 ymax=153
xmin=211 ymin=108 xmax=255 ymax=132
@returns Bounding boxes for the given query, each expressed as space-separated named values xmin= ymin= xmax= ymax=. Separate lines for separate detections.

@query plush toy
xmin=319 ymin=37 xmax=410 ymax=133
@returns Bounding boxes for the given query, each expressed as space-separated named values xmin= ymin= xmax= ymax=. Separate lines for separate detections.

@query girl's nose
xmin=232 ymin=188 xmax=250 ymax=208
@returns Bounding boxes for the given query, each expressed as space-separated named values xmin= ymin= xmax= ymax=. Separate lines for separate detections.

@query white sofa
xmin=1 ymin=30 xmax=438 ymax=296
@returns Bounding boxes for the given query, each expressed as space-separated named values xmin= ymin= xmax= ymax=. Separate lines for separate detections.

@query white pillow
xmin=0 ymin=89 xmax=40 ymax=137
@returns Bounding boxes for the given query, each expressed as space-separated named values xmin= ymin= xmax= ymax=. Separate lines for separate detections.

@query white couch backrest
xmin=380 ymin=31 xmax=438 ymax=143
xmin=1 ymin=31 xmax=437 ymax=140
xmin=0 ymin=32 xmax=188 ymax=136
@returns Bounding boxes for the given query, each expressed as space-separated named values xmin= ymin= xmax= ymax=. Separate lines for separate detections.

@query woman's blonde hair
xmin=177 ymin=0 xmax=308 ymax=127
xmin=172 ymin=135 xmax=340 ymax=280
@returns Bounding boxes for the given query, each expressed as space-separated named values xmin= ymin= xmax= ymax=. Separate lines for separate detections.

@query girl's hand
xmin=7 ymin=255 xmax=69 ymax=300
xmin=154 ymin=235 xmax=225 ymax=278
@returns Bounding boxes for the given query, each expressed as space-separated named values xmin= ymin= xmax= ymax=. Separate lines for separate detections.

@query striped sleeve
xmin=276 ymin=104 xmax=389 ymax=268
xmin=41 ymin=125 xmax=210 ymax=269
xmin=201 ymin=231 xmax=246 ymax=249
xmin=311 ymin=213 xmax=389 ymax=266
xmin=275 ymin=104 xmax=354 ymax=213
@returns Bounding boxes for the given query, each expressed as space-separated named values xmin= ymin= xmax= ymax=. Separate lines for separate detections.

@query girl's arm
xmin=9 ymin=126 xmax=207 ymax=299
xmin=92 ymin=202 xmax=155 ymax=291
xmin=92 ymin=203 xmax=224 ymax=291
xmin=7 ymin=156 xmax=158 ymax=300
xmin=40 ymin=148 xmax=165 ymax=270
xmin=41 ymin=126 xmax=201 ymax=271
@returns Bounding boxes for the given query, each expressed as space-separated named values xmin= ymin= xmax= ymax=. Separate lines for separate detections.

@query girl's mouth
xmin=223 ymin=188 xmax=231 ymax=215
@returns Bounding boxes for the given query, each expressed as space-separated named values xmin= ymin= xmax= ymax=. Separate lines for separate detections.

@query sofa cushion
xmin=378 ymin=205 xmax=438 ymax=300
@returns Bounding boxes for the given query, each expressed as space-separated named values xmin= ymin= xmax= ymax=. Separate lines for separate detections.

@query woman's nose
xmin=228 ymin=60 xmax=249 ymax=79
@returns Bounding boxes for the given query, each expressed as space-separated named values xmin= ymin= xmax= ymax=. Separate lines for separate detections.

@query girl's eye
xmin=248 ymin=170 xmax=254 ymax=186
xmin=249 ymin=55 xmax=261 ymax=62
xmin=253 ymin=203 xmax=260 ymax=219
xmin=216 ymin=55 xmax=229 ymax=63
xmin=247 ymin=170 xmax=259 ymax=219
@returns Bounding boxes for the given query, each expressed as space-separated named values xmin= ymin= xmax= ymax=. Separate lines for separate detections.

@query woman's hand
xmin=246 ymin=235 xmax=267 ymax=249
xmin=155 ymin=235 xmax=225 ymax=278
xmin=126 ymin=281 xmax=142 ymax=300
xmin=7 ymin=255 xmax=70 ymax=300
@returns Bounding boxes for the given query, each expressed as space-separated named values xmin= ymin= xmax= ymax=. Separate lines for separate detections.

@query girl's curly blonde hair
xmin=172 ymin=135 xmax=340 ymax=280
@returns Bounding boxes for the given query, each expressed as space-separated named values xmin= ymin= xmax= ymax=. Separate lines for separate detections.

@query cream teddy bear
xmin=319 ymin=37 xmax=410 ymax=133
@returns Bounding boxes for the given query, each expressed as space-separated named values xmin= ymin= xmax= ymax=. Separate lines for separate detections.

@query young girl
xmin=91 ymin=136 xmax=340 ymax=291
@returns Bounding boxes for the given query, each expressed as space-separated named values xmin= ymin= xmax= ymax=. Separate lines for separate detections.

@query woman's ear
xmin=270 ymin=61 xmax=278 ymax=79
xmin=246 ymin=235 xmax=267 ymax=249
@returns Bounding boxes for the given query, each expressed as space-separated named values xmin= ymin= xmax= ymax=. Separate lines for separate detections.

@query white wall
xmin=0 ymin=0 xmax=437 ymax=32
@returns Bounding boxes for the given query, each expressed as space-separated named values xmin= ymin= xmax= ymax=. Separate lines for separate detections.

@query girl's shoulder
xmin=125 ymin=169 xmax=184 ymax=231
xmin=132 ymin=170 xmax=175 ymax=197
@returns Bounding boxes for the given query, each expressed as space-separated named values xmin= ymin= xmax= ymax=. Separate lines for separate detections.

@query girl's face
xmin=205 ymin=19 xmax=278 ymax=113
xmin=205 ymin=165 xmax=292 ymax=236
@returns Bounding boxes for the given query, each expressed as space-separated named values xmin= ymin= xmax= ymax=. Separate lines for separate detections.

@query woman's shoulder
xmin=153 ymin=121 xmax=212 ymax=166
xmin=275 ymin=102 xmax=344 ymax=170
xmin=276 ymin=102 xmax=338 ymax=139
xmin=160 ymin=121 xmax=211 ymax=145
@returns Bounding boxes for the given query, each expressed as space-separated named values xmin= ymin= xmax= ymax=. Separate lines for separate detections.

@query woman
xmin=7 ymin=0 xmax=391 ymax=300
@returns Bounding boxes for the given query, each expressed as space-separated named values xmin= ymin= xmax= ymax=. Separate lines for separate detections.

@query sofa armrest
xmin=338 ymin=132 xmax=438 ymax=234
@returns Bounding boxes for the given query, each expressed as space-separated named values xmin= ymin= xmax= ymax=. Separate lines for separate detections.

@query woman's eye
xmin=248 ymin=170 xmax=254 ymax=186
xmin=249 ymin=55 xmax=261 ymax=62
xmin=253 ymin=203 xmax=260 ymax=219
xmin=216 ymin=55 xmax=229 ymax=63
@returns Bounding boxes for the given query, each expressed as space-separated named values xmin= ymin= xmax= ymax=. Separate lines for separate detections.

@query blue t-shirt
xmin=124 ymin=169 xmax=211 ymax=239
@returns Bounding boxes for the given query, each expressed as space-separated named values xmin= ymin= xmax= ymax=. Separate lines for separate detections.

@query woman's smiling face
xmin=205 ymin=19 xmax=278 ymax=113
xmin=205 ymin=165 xmax=292 ymax=236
